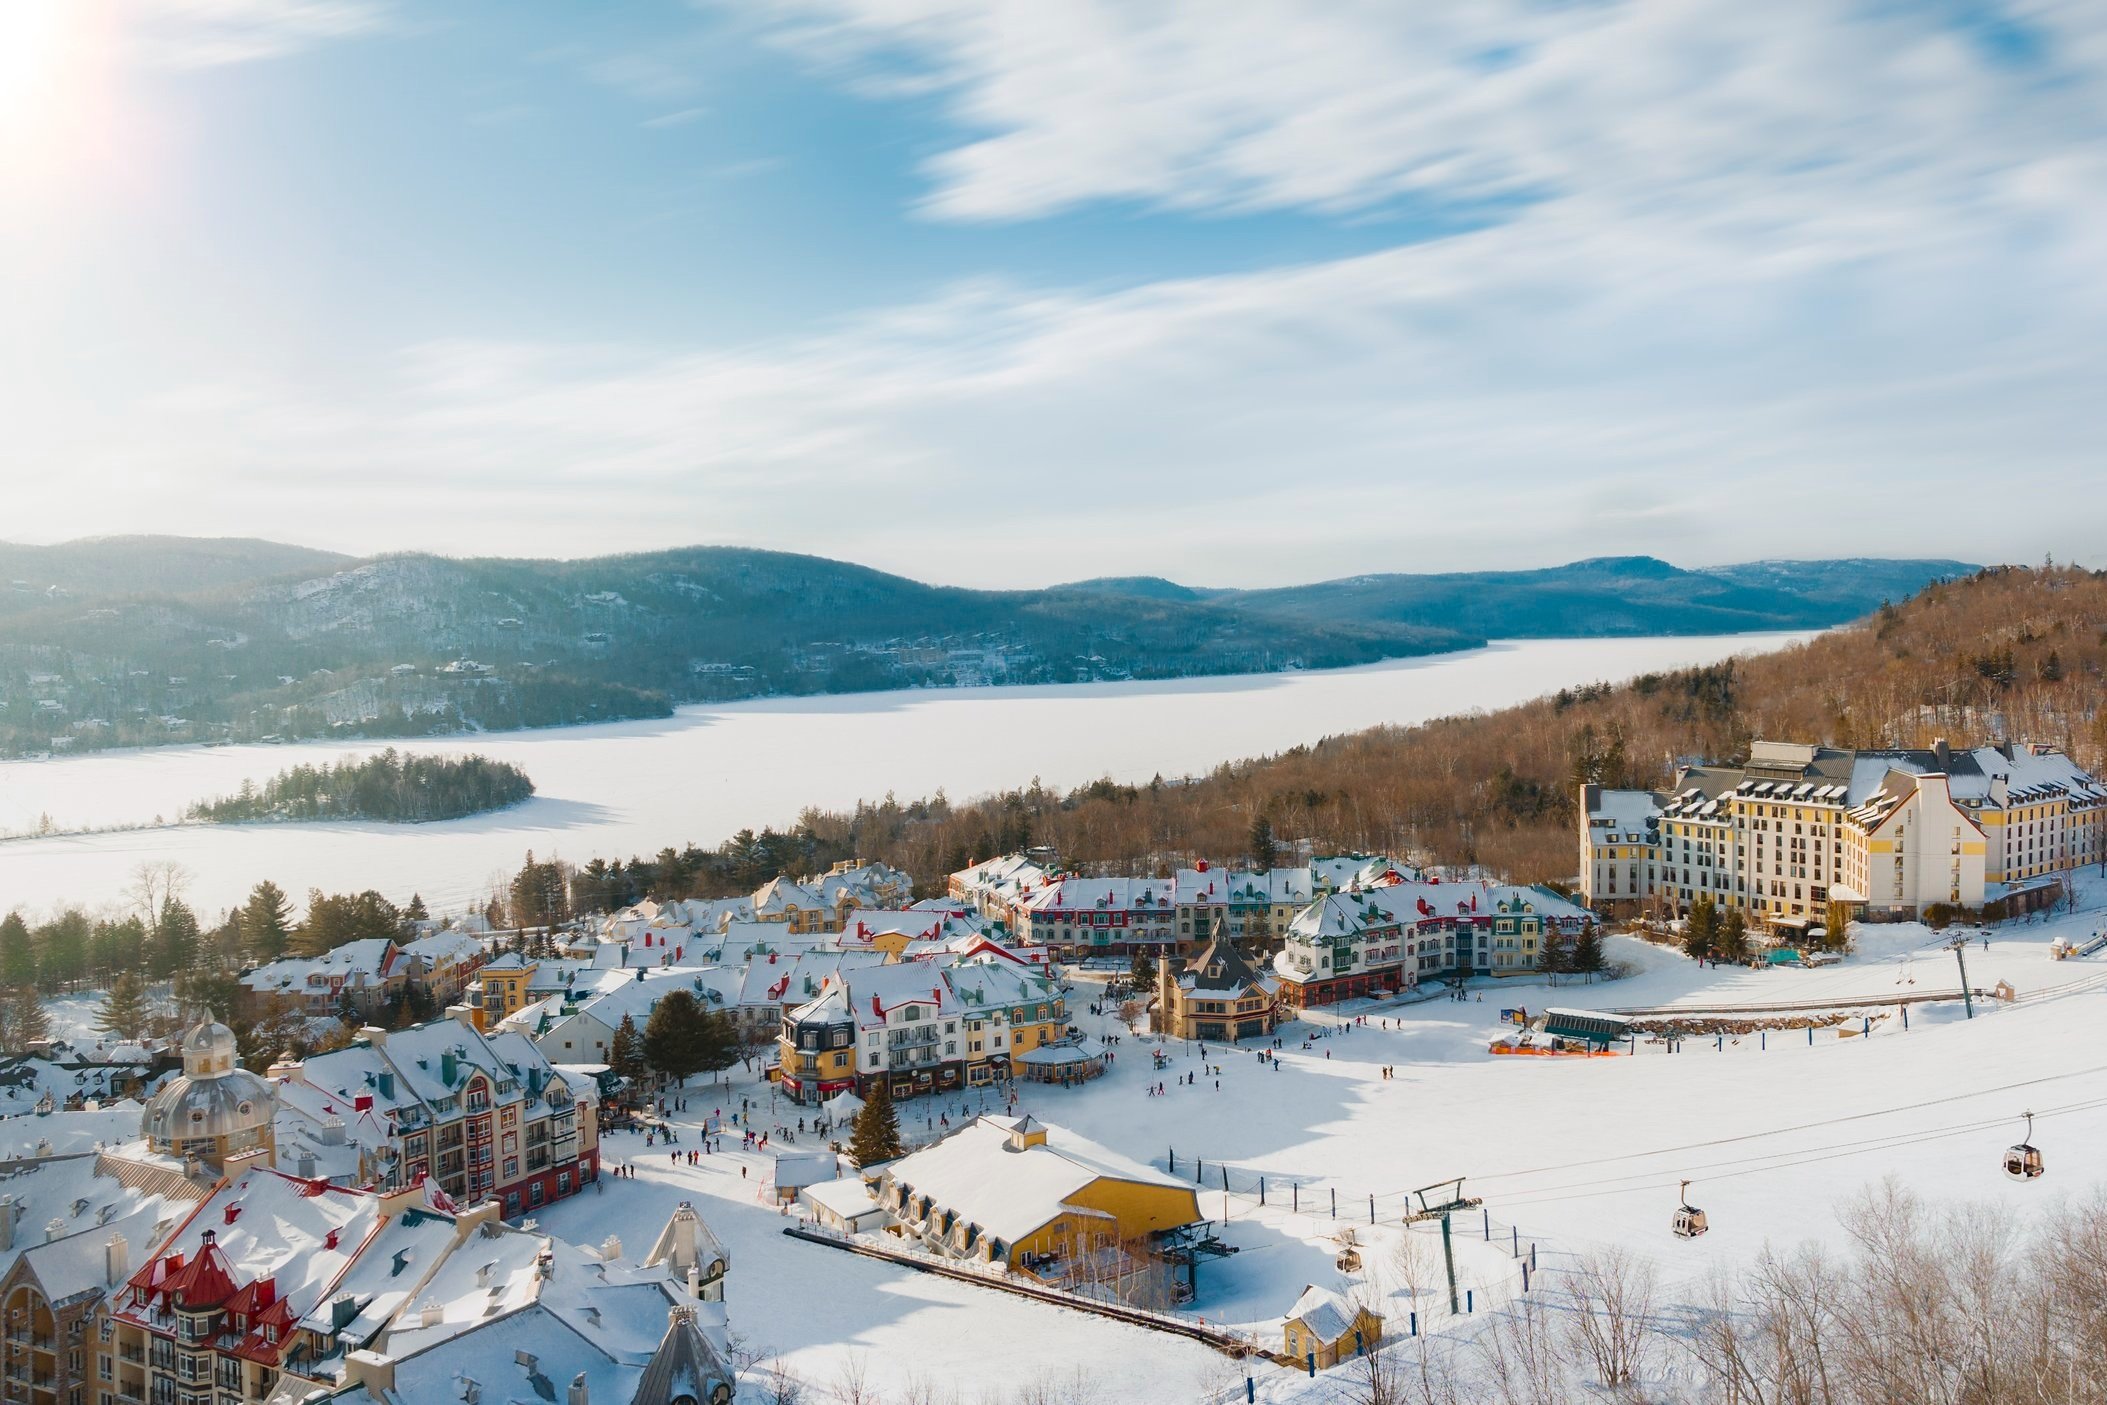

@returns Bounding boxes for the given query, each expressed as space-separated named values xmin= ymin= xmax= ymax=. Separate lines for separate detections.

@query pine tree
xmin=643 ymin=988 xmax=708 ymax=1085
xmin=152 ymin=898 xmax=201 ymax=979
xmin=0 ymin=913 xmax=35 ymax=989
xmin=609 ymin=1013 xmax=649 ymax=1084
xmin=7 ymin=987 xmax=50 ymax=1048
xmin=1570 ymin=923 xmax=1605 ymax=976
xmin=697 ymin=1009 xmax=739 ymax=1081
xmin=1129 ymin=950 xmax=1156 ymax=989
xmin=1683 ymin=896 xmax=1717 ymax=959
xmin=1249 ymin=814 xmax=1278 ymax=870
xmin=99 ymin=972 xmax=152 ymax=1041
xmin=1718 ymin=906 xmax=1749 ymax=962
xmin=849 ymin=1078 xmax=904 ymax=1166
xmin=405 ymin=893 xmax=430 ymax=923
xmin=242 ymin=882 xmax=293 ymax=963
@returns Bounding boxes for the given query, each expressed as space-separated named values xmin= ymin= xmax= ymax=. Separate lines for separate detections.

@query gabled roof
xmin=1180 ymin=914 xmax=1269 ymax=995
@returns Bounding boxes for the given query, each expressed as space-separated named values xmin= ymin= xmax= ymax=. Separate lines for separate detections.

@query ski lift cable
xmin=1478 ymin=1099 xmax=2107 ymax=1204
xmin=1459 ymin=1061 xmax=2107 ymax=1186
xmin=1491 ymin=1096 xmax=2107 ymax=1210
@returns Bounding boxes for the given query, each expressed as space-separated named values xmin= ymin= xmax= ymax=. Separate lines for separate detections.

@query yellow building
xmin=873 ymin=1116 xmax=1204 ymax=1304
xmin=1283 ymin=1285 xmax=1384 ymax=1369
xmin=1155 ymin=915 xmax=1281 ymax=1042
xmin=469 ymin=952 xmax=538 ymax=1032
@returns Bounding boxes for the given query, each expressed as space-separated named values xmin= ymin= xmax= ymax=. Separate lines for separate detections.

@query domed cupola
xmin=141 ymin=1021 xmax=279 ymax=1171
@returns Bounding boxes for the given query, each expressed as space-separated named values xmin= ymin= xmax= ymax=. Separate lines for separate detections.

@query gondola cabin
xmin=1672 ymin=1180 xmax=1708 ymax=1238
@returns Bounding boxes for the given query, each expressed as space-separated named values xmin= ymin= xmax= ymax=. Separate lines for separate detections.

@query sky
xmin=1 ymin=0 xmax=2102 ymax=589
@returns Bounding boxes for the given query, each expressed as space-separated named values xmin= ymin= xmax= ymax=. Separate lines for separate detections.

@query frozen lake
xmin=0 ymin=632 xmax=1810 ymax=917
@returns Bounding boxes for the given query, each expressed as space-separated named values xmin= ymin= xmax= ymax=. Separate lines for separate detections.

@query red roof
xmin=149 ymin=1230 xmax=240 ymax=1309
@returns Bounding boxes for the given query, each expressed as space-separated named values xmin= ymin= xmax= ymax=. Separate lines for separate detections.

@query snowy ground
xmin=533 ymin=872 xmax=2107 ymax=1400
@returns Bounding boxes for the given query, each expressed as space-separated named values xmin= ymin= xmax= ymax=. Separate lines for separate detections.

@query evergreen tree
xmin=697 ymin=1009 xmax=739 ymax=1081
xmin=1249 ymin=814 xmax=1278 ymax=871
xmin=242 ymin=882 xmax=294 ymax=962
xmin=1570 ymin=923 xmax=1606 ymax=976
xmin=1129 ymin=950 xmax=1157 ymax=989
xmin=849 ymin=1078 xmax=904 ymax=1166
xmin=99 ymin=972 xmax=152 ymax=1041
xmin=152 ymin=898 xmax=201 ymax=979
xmin=643 ymin=988 xmax=709 ymax=1084
xmin=34 ymin=911 xmax=91 ymax=992
xmin=609 ymin=1013 xmax=649 ymax=1084
xmin=1539 ymin=932 xmax=1568 ymax=975
xmin=1683 ymin=896 xmax=1718 ymax=959
xmin=6 ymin=987 xmax=51 ymax=1048
xmin=405 ymin=893 xmax=429 ymax=923
xmin=173 ymin=965 xmax=242 ymax=1024
xmin=0 ymin=913 xmax=35 ymax=989
xmin=1718 ymin=906 xmax=1749 ymax=962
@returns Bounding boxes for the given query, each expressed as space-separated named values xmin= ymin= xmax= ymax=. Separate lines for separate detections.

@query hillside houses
xmin=239 ymin=934 xmax=487 ymax=1024
xmin=0 ymin=1022 xmax=736 ymax=1405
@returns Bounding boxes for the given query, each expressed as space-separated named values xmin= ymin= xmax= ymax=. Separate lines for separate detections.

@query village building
xmin=139 ymin=1024 xmax=278 ymax=1175
xmin=1154 ymin=917 xmax=1281 ymax=1042
xmin=1011 ymin=877 xmax=1176 ymax=958
xmin=238 ymin=943 xmax=403 ymax=1024
xmin=285 ymin=1013 xmax=597 ymax=1219
xmin=1579 ymin=739 xmax=2107 ymax=933
xmin=1281 ymin=1285 xmax=1383 ymax=1369
xmin=871 ymin=1116 xmax=1205 ymax=1305
xmin=1271 ymin=881 xmax=1591 ymax=1008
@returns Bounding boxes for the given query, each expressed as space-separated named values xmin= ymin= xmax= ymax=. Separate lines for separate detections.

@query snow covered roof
xmin=0 ymin=1153 xmax=186 ymax=1306
xmin=1286 ymin=1284 xmax=1361 ymax=1343
xmin=878 ymin=1115 xmax=1194 ymax=1245
xmin=240 ymin=940 xmax=399 ymax=994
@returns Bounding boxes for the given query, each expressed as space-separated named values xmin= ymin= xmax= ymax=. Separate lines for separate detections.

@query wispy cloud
xmin=132 ymin=0 xmax=391 ymax=68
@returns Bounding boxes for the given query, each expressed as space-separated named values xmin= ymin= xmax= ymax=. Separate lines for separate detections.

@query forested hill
xmin=0 ymin=537 xmax=1968 ymax=757
xmin=604 ymin=564 xmax=2097 ymax=908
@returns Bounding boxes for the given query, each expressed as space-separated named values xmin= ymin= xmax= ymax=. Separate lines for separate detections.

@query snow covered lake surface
xmin=523 ymin=877 xmax=2107 ymax=1401
xmin=0 ymin=631 xmax=1808 ymax=916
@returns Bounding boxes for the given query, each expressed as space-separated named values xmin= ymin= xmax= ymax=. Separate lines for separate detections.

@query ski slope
xmin=533 ymin=874 xmax=2107 ymax=1399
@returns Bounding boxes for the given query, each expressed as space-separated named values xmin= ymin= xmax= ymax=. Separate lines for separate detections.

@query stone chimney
xmin=0 ymin=1195 xmax=17 ymax=1252
xmin=45 ymin=1218 xmax=67 ymax=1244
xmin=1933 ymin=738 xmax=1952 ymax=772
xmin=106 ymin=1232 xmax=129 ymax=1286
xmin=567 ymin=1376 xmax=588 ymax=1405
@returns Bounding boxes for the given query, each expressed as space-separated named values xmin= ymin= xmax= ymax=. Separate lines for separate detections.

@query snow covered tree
xmin=609 ymin=1013 xmax=648 ymax=1084
xmin=849 ymin=1079 xmax=903 ymax=1166
xmin=98 ymin=972 xmax=151 ymax=1041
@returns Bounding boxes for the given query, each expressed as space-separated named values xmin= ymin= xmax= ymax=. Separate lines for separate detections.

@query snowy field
xmin=0 ymin=632 xmax=1807 ymax=916
xmin=534 ymin=875 xmax=2107 ymax=1401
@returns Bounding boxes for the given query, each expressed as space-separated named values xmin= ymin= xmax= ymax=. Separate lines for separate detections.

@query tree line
xmin=186 ymin=749 xmax=533 ymax=823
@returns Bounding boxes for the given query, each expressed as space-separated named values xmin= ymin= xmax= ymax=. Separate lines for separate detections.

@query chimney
xmin=330 ymin=1293 xmax=360 ymax=1332
xmin=106 ymin=1232 xmax=128 ymax=1286
xmin=357 ymin=1026 xmax=388 ymax=1048
xmin=1933 ymin=738 xmax=1952 ymax=772
xmin=345 ymin=1351 xmax=396 ymax=1395
xmin=0 ymin=1196 xmax=15 ymax=1252
xmin=567 ymin=1375 xmax=589 ymax=1405
xmin=598 ymin=1234 xmax=622 ymax=1262
xmin=420 ymin=1301 xmax=444 ymax=1328
xmin=45 ymin=1218 xmax=67 ymax=1244
xmin=448 ymin=1005 xmax=477 ymax=1030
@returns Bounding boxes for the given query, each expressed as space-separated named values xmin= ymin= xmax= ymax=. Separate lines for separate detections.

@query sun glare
xmin=0 ymin=0 xmax=73 ymax=119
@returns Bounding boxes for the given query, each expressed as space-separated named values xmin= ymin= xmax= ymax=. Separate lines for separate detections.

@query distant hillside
xmin=1206 ymin=555 xmax=1973 ymax=637
xmin=0 ymin=539 xmax=1973 ymax=757
xmin=0 ymin=537 xmax=353 ymax=614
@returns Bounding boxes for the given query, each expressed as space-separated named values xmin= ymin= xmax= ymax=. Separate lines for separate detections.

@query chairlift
xmin=2002 ymin=1111 xmax=2044 ymax=1181
xmin=1672 ymin=1179 xmax=1708 ymax=1239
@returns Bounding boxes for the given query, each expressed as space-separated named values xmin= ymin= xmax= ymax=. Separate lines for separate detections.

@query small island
xmin=187 ymin=749 xmax=535 ymax=824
